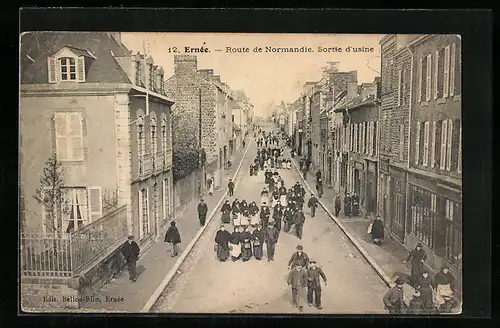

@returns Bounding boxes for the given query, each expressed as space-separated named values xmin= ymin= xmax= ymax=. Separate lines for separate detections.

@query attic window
xmin=48 ymin=55 xmax=86 ymax=83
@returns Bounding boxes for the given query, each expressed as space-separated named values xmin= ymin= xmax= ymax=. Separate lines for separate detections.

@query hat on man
xmin=296 ymin=245 xmax=303 ymax=250
xmin=394 ymin=277 xmax=404 ymax=286
xmin=128 ymin=235 xmax=134 ymax=240
xmin=310 ymin=260 xmax=317 ymax=264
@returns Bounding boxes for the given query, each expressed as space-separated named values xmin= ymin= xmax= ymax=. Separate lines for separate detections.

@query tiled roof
xmin=335 ymin=94 xmax=377 ymax=112
xmin=20 ymin=32 xmax=131 ymax=84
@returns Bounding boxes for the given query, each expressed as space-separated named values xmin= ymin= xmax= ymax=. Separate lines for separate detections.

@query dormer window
xmin=60 ymin=57 xmax=77 ymax=81
xmin=47 ymin=46 xmax=94 ymax=84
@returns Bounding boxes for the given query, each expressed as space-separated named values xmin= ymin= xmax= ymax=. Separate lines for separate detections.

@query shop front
xmin=406 ymin=172 xmax=462 ymax=280
xmin=378 ymin=158 xmax=390 ymax=225
xmin=388 ymin=165 xmax=407 ymax=243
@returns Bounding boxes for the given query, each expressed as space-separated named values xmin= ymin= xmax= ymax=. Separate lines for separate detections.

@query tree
xmin=33 ymin=155 xmax=70 ymax=234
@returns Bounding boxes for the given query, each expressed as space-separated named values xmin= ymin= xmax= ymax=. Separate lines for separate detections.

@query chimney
xmin=108 ymin=32 xmax=122 ymax=44
xmin=155 ymin=66 xmax=164 ymax=93
xmin=174 ymin=55 xmax=197 ymax=76
xmin=198 ymin=69 xmax=214 ymax=80
xmin=347 ymin=81 xmax=358 ymax=99
xmin=211 ymin=75 xmax=221 ymax=85
xmin=327 ymin=61 xmax=340 ymax=72
xmin=361 ymin=83 xmax=378 ymax=100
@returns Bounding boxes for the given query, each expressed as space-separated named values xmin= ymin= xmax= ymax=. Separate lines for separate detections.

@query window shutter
xmin=455 ymin=42 xmax=462 ymax=95
xmin=457 ymin=121 xmax=462 ymax=173
xmin=418 ymin=59 xmax=423 ymax=102
xmin=440 ymin=120 xmax=448 ymax=170
xmin=444 ymin=45 xmax=450 ymax=97
xmin=451 ymin=119 xmax=460 ymax=171
xmin=350 ymin=124 xmax=353 ymax=151
xmin=368 ymin=122 xmax=372 ymax=155
xmin=361 ymin=123 xmax=365 ymax=153
xmin=415 ymin=122 xmax=420 ymax=165
xmin=70 ymin=113 xmax=84 ymax=161
xmin=76 ymin=56 xmax=86 ymax=82
xmin=48 ymin=57 xmax=58 ymax=83
xmin=450 ymin=43 xmax=456 ymax=96
xmin=423 ymin=121 xmax=430 ymax=166
xmin=446 ymin=119 xmax=453 ymax=171
xmin=54 ymin=113 xmax=70 ymax=161
xmin=431 ymin=121 xmax=437 ymax=168
xmin=88 ymin=187 xmax=102 ymax=222
xmin=434 ymin=51 xmax=439 ymax=99
xmin=146 ymin=188 xmax=151 ymax=234
xmin=138 ymin=190 xmax=143 ymax=239
xmin=162 ymin=179 xmax=166 ymax=221
xmin=374 ymin=121 xmax=378 ymax=156
xmin=435 ymin=120 xmax=442 ymax=168
xmin=426 ymin=55 xmax=432 ymax=101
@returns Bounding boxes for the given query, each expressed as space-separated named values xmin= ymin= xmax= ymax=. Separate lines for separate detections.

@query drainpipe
xmin=404 ymin=45 xmax=414 ymax=245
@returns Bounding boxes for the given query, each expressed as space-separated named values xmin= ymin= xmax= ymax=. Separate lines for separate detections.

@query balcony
xmin=139 ymin=152 xmax=153 ymax=179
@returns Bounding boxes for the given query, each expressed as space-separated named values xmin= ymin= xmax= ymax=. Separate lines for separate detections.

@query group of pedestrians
xmin=383 ymin=243 xmax=459 ymax=314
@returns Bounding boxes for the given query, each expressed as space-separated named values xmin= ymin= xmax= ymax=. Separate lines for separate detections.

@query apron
xmin=230 ymin=243 xmax=242 ymax=258
xmin=280 ymin=195 xmax=287 ymax=207
xmin=232 ymin=213 xmax=242 ymax=226
xmin=436 ymin=284 xmax=453 ymax=305
xmin=261 ymin=195 xmax=268 ymax=205
xmin=241 ymin=215 xmax=251 ymax=226
xmin=250 ymin=214 xmax=260 ymax=226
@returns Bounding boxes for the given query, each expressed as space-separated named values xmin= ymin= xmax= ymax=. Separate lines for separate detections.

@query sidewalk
xmin=289 ymin=154 xmax=416 ymax=289
xmin=80 ymin=138 xmax=250 ymax=312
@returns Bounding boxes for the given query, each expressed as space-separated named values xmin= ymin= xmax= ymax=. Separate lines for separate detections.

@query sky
xmin=122 ymin=33 xmax=384 ymax=117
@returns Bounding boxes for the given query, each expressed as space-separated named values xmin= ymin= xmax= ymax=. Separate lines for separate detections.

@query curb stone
xmin=287 ymin=150 xmax=395 ymax=288
xmin=140 ymin=140 xmax=252 ymax=312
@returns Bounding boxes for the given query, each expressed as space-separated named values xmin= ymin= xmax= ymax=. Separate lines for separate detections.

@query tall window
xmin=444 ymin=45 xmax=451 ymax=97
xmin=431 ymin=121 xmax=437 ymax=168
xmin=161 ymin=119 xmax=168 ymax=158
xmin=418 ymin=59 xmax=423 ymax=102
xmin=59 ymin=57 xmax=77 ymax=81
xmin=62 ymin=188 xmax=88 ymax=233
xmin=163 ymin=178 xmax=171 ymax=219
xmin=153 ymin=183 xmax=159 ymax=230
xmin=399 ymin=125 xmax=405 ymax=161
xmin=150 ymin=117 xmax=157 ymax=169
xmin=138 ymin=188 xmax=150 ymax=239
xmin=446 ymin=120 xmax=453 ymax=171
xmin=137 ymin=115 xmax=146 ymax=175
xmin=434 ymin=50 xmax=439 ymax=99
xmin=426 ymin=55 xmax=432 ymax=101
xmin=409 ymin=185 xmax=437 ymax=248
xmin=54 ymin=112 xmax=84 ymax=162
xmin=423 ymin=121 xmax=430 ymax=166
xmin=135 ymin=60 xmax=142 ymax=85
xmin=457 ymin=121 xmax=462 ymax=173
xmin=440 ymin=120 xmax=448 ymax=170
xmin=373 ymin=121 xmax=378 ymax=157
xmin=415 ymin=122 xmax=421 ymax=165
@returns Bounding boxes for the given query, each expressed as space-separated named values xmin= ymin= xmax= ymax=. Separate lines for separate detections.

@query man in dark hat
xmin=197 ymin=199 xmax=208 ymax=226
xmin=264 ymin=221 xmax=279 ymax=261
xmin=288 ymin=245 xmax=310 ymax=269
xmin=287 ymin=261 xmax=307 ymax=311
xmin=164 ymin=221 xmax=181 ymax=257
xmin=228 ymin=179 xmax=235 ymax=197
xmin=306 ymin=260 xmax=328 ymax=309
xmin=383 ymin=278 xmax=406 ymax=314
xmin=307 ymin=193 xmax=319 ymax=218
xmin=293 ymin=208 xmax=306 ymax=239
xmin=121 ymin=235 xmax=140 ymax=282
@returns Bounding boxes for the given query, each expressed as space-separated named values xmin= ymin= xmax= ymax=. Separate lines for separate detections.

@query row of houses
xmin=19 ymin=32 xmax=253 ymax=282
xmin=281 ymin=34 xmax=462 ymax=281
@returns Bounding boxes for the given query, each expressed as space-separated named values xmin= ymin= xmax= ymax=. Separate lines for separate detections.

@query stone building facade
xmin=163 ymin=55 xmax=234 ymax=188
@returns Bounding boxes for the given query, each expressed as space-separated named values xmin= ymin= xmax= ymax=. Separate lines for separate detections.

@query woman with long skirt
xmin=229 ymin=226 xmax=242 ymax=261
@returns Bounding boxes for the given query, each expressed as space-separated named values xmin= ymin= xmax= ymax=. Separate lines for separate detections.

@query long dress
xmin=215 ymin=229 xmax=232 ymax=261
xmin=229 ymin=232 xmax=242 ymax=260
xmin=232 ymin=209 xmax=242 ymax=226
xmin=241 ymin=212 xmax=251 ymax=226
xmin=241 ymin=239 xmax=253 ymax=261
xmin=250 ymin=206 xmax=260 ymax=226
xmin=261 ymin=192 xmax=269 ymax=205
xmin=371 ymin=218 xmax=385 ymax=243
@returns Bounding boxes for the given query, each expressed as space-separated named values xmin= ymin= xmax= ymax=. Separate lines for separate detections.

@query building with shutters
xmin=20 ymin=32 xmax=175 ymax=246
xmin=334 ymin=80 xmax=381 ymax=215
xmin=406 ymin=35 xmax=462 ymax=280
xmin=379 ymin=34 xmax=462 ymax=285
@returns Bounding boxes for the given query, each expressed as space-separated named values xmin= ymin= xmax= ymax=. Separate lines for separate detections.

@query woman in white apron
xmin=280 ymin=194 xmax=288 ymax=207
xmin=229 ymin=227 xmax=242 ymax=261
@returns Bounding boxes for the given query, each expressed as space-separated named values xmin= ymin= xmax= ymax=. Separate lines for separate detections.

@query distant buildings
xmin=277 ymin=34 xmax=462 ymax=284
xmin=232 ymin=90 xmax=254 ymax=152
xmin=20 ymin=32 xmax=174 ymax=245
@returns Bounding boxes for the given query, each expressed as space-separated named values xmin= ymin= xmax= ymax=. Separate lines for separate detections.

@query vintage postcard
xmin=19 ymin=32 xmax=462 ymax=314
